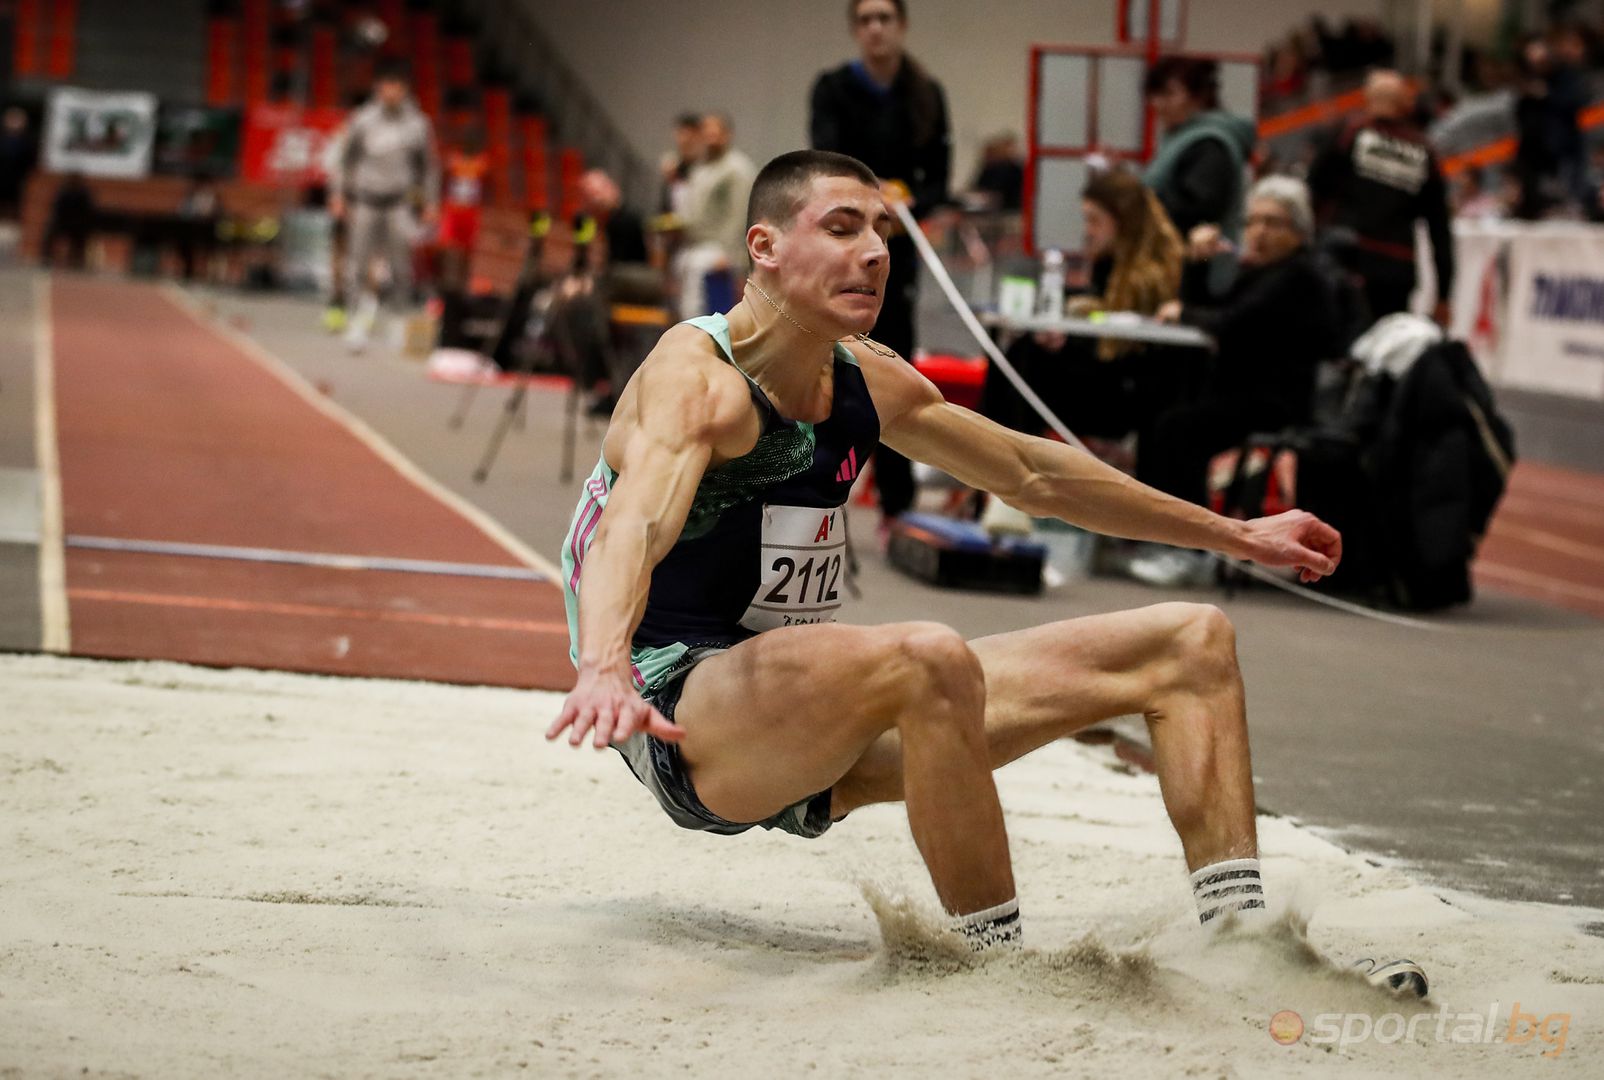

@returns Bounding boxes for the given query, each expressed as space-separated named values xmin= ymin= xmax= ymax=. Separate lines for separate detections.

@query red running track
xmin=45 ymin=278 xmax=1602 ymax=690
xmin=51 ymin=278 xmax=576 ymax=689
xmin=1476 ymin=461 xmax=1604 ymax=620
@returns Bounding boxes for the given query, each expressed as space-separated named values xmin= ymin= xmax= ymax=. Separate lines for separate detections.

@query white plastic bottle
xmin=1036 ymin=248 xmax=1065 ymax=319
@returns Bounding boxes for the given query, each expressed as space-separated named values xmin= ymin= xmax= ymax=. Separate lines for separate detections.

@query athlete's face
xmin=755 ymin=175 xmax=892 ymax=337
xmin=852 ymin=0 xmax=906 ymax=65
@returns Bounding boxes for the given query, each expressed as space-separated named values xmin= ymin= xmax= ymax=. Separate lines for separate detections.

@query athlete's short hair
xmin=747 ymin=150 xmax=879 ymax=230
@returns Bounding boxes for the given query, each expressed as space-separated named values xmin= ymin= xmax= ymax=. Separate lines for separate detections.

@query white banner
xmin=1502 ymin=227 xmax=1604 ymax=400
xmin=1445 ymin=222 xmax=1513 ymax=385
xmin=43 ymin=87 xmax=158 ymax=179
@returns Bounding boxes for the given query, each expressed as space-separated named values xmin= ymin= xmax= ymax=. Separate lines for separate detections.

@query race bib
xmin=739 ymin=504 xmax=848 ymax=632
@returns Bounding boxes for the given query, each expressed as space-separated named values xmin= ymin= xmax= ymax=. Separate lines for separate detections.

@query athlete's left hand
xmin=1237 ymin=510 xmax=1342 ymax=584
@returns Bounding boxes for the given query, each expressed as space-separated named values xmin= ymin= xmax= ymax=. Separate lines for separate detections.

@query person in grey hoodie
xmin=327 ymin=65 xmax=440 ymax=351
xmin=1142 ymin=57 xmax=1257 ymax=295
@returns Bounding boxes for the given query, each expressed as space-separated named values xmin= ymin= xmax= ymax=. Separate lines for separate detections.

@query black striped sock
xmin=1191 ymin=858 xmax=1267 ymax=927
xmin=955 ymin=898 xmax=1022 ymax=951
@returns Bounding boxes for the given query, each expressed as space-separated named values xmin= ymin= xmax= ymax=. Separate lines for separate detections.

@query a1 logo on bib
xmin=740 ymin=503 xmax=849 ymax=632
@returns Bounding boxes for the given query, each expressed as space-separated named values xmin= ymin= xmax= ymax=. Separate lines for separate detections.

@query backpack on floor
xmin=1207 ymin=337 xmax=1515 ymax=611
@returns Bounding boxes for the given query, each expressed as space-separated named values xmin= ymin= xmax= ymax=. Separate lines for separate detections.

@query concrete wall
xmin=519 ymin=0 xmax=1385 ymax=188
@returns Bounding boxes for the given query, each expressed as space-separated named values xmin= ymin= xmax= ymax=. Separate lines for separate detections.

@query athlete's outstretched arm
xmin=548 ymin=349 xmax=755 ymax=749
xmin=854 ymin=344 xmax=1340 ymax=580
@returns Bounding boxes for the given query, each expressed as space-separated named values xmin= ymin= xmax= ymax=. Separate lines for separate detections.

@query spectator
xmin=810 ymin=0 xmax=952 ymax=522
xmin=1307 ymin=69 xmax=1454 ymax=326
xmin=577 ymin=168 xmax=648 ymax=275
xmin=1511 ymin=34 xmax=1577 ymax=220
xmin=980 ymin=169 xmax=1187 ymax=455
xmin=676 ymin=112 xmax=755 ymax=318
xmin=43 ymin=173 xmax=95 ymax=269
xmin=968 ymin=132 xmax=1024 ymax=211
xmin=1142 ymin=56 xmax=1256 ymax=294
xmin=429 ymin=128 xmax=492 ymax=364
xmin=438 ymin=128 xmax=490 ymax=278
xmin=174 ymin=178 xmax=220 ymax=280
xmin=326 ymin=64 xmax=440 ymax=352
xmin=1547 ymin=24 xmax=1590 ymax=207
xmin=660 ymin=112 xmax=703 ymax=218
xmin=0 ymin=106 xmax=38 ymax=221
xmin=1134 ymin=177 xmax=1340 ymax=585
xmin=557 ymin=169 xmax=653 ymax=414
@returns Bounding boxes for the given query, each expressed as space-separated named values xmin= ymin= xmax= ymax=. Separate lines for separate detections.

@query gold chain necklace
xmin=744 ymin=280 xmax=898 ymax=359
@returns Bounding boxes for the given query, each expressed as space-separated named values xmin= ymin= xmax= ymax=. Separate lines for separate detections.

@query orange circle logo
xmin=1269 ymin=1010 xmax=1304 ymax=1045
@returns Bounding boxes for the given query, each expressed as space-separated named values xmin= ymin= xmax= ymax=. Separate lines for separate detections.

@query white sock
xmin=1191 ymin=857 xmax=1267 ymax=927
xmin=955 ymin=897 xmax=1022 ymax=951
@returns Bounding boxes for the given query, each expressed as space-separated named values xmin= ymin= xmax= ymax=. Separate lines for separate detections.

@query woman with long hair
xmin=981 ymin=168 xmax=1191 ymax=443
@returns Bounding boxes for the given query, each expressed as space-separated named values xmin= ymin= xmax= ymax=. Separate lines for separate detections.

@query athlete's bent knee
xmin=1169 ymin=603 xmax=1238 ymax=689
xmin=895 ymin=622 xmax=985 ymax=718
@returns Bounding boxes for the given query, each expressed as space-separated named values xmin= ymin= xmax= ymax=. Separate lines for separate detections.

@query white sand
xmin=1 ymin=653 xmax=1599 ymax=1079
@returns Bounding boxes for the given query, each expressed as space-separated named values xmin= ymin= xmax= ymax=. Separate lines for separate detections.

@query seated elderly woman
xmin=979 ymin=168 xmax=1188 ymax=447
xmin=1129 ymin=175 xmax=1342 ymax=585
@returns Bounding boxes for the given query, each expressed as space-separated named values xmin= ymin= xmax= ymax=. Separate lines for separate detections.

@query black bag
xmin=1369 ymin=341 xmax=1516 ymax=610
xmin=1210 ymin=341 xmax=1515 ymax=611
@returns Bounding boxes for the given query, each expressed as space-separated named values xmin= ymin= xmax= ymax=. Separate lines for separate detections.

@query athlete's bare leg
xmin=671 ymin=621 xmax=1014 ymax=917
xmin=832 ymin=602 xmax=1257 ymax=872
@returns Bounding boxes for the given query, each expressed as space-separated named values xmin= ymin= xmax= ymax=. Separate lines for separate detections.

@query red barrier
xmin=410 ymin=11 xmax=440 ymax=117
xmin=377 ymin=0 xmax=406 ymax=57
xmin=520 ymin=115 xmax=550 ymax=212
xmin=309 ymin=26 xmax=337 ymax=110
xmin=45 ymin=0 xmax=77 ymax=79
xmin=238 ymin=104 xmax=345 ymax=187
xmin=13 ymin=0 xmax=41 ymax=76
xmin=912 ymin=353 xmax=986 ymax=411
xmin=206 ymin=17 xmax=238 ymax=105
xmin=444 ymin=37 xmax=474 ymax=87
xmin=242 ymin=0 xmax=271 ymax=106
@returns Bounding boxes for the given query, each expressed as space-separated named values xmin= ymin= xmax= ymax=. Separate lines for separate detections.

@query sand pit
xmin=1 ymin=653 xmax=1598 ymax=1077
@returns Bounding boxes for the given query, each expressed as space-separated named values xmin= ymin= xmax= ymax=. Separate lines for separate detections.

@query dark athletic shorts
xmin=614 ymin=646 xmax=835 ymax=839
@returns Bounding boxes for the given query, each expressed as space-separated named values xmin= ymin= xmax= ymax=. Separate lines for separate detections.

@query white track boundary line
xmin=66 ymin=534 xmax=547 ymax=581
xmin=33 ymin=275 xmax=69 ymax=653
xmin=159 ymin=285 xmax=563 ymax=583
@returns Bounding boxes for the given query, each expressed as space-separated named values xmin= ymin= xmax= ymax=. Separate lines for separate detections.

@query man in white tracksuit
xmin=327 ymin=66 xmax=440 ymax=352
xmin=676 ymin=113 xmax=755 ymax=318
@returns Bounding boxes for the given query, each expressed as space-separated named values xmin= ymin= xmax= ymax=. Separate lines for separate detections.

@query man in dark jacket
xmin=1142 ymin=56 xmax=1257 ymax=295
xmin=810 ymin=0 xmax=951 ymax=522
xmin=1308 ymin=70 xmax=1454 ymax=325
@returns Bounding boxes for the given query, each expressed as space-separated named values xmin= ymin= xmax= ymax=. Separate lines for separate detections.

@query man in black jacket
xmin=1308 ymin=70 xmax=1453 ymax=326
xmin=810 ymin=0 xmax=951 ymax=523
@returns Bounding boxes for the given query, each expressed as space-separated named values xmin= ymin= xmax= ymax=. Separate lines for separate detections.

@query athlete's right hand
xmin=547 ymin=666 xmax=685 ymax=749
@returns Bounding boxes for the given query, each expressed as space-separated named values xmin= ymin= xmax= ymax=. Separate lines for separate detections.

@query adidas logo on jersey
xmin=835 ymin=447 xmax=860 ymax=484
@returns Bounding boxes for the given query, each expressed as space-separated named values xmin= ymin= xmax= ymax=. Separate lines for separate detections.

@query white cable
xmin=890 ymin=200 xmax=1448 ymax=632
